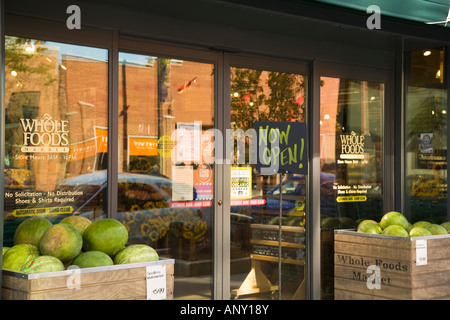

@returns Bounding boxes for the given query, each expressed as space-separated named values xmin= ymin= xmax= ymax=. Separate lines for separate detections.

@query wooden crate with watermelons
xmin=1 ymin=216 xmax=174 ymax=300
xmin=334 ymin=211 xmax=450 ymax=300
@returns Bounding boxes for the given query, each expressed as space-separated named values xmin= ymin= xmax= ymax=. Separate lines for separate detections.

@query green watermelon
xmin=13 ymin=217 xmax=52 ymax=246
xmin=21 ymin=256 xmax=65 ymax=274
xmin=72 ymin=251 xmax=114 ymax=268
xmin=2 ymin=247 xmax=10 ymax=255
xmin=424 ymin=223 xmax=448 ymax=235
xmin=2 ymin=244 xmax=40 ymax=271
xmin=320 ymin=217 xmax=341 ymax=229
xmin=39 ymin=223 xmax=82 ymax=263
xmin=83 ymin=219 xmax=128 ymax=256
xmin=114 ymin=244 xmax=159 ymax=265
xmin=59 ymin=215 xmax=92 ymax=235
xmin=441 ymin=221 xmax=450 ymax=232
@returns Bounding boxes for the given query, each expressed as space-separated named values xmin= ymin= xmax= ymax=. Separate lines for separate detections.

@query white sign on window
xmin=174 ymin=122 xmax=202 ymax=163
xmin=172 ymin=165 xmax=194 ymax=201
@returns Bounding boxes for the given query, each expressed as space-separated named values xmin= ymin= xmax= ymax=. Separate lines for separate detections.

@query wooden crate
xmin=334 ymin=230 xmax=450 ymax=300
xmin=2 ymin=258 xmax=174 ymax=300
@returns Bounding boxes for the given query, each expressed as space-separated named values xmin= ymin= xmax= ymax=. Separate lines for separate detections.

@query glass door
xmin=117 ymin=51 xmax=216 ymax=299
xmin=226 ymin=58 xmax=309 ymax=300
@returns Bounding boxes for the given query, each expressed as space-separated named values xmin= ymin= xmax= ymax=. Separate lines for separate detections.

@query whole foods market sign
xmin=20 ymin=113 xmax=69 ymax=153
xmin=339 ymin=131 xmax=364 ymax=160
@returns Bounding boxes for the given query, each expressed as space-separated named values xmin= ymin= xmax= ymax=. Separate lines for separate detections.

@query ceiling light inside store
xmin=233 ymin=92 xmax=239 ymax=97
xmin=442 ymin=110 xmax=447 ymax=114
xmin=10 ymin=70 xmax=17 ymax=77
xmin=423 ymin=50 xmax=432 ymax=56
xmin=436 ymin=70 xmax=441 ymax=78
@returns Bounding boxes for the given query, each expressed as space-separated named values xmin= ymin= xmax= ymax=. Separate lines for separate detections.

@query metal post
xmin=107 ymin=29 xmax=119 ymax=219
xmin=446 ymin=46 xmax=450 ymax=221
xmin=0 ymin=0 xmax=5 ymax=297
xmin=278 ymin=172 xmax=283 ymax=300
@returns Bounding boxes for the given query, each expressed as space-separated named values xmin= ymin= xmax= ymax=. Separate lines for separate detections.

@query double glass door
xmin=115 ymin=53 xmax=311 ymax=300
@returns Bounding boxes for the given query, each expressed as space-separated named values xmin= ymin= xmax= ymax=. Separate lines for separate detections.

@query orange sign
xmin=68 ymin=138 xmax=96 ymax=161
xmin=95 ymin=127 xmax=108 ymax=153
xmin=129 ymin=136 xmax=158 ymax=156
xmin=67 ymin=127 xmax=108 ymax=162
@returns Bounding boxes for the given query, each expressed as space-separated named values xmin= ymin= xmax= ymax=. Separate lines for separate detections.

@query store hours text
xmin=14 ymin=154 xmax=76 ymax=160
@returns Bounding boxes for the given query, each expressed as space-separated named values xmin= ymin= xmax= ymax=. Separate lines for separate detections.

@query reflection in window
xmin=4 ymin=37 xmax=108 ymax=245
xmin=118 ymin=53 xmax=215 ymax=299
xmin=405 ymin=48 xmax=447 ymax=222
xmin=319 ymin=76 xmax=384 ymax=299
xmin=229 ymin=67 xmax=307 ymax=300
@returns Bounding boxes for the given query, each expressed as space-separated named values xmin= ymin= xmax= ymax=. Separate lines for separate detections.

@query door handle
xmin=218 ymin=200 xmax=223 ymax=206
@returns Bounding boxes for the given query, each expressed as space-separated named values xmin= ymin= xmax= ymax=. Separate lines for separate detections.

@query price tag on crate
xmin=146 ymin=264 xmax=167 ymax=300
xmin=416 ymin=239 xmax=427 ymax=266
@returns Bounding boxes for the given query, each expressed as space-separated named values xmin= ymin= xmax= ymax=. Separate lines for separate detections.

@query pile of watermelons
xmin=1 ymin=216 xmax=159 ymax=274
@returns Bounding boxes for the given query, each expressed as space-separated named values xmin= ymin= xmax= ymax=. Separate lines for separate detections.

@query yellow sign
xmin=230 ymin=167 xmax=252 ymax=199
xmin=336 ymin=196 xmax=367 ymax=203
xmin=158 ymin=135 xmax=174 ymax=158
xmin=12 ymin=206 xmax=74 ymax=217
xmin=129 ymin=136 xmax=158 ymax=156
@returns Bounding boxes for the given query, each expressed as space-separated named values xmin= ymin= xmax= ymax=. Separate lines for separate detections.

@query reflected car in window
xmin=56 ymin=170 xmax=174 ymax=216
xmin=2 ymin=170 xmax=205 ymax=248
xmin=230 ymin=172 xmax=337 ymax=226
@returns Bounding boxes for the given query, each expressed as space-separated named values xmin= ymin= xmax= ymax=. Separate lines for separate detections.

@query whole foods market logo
xmin=20 ymin=113 xmax=69 ymax=153
xmin=340 ymin=131 xmax=364 ymax=159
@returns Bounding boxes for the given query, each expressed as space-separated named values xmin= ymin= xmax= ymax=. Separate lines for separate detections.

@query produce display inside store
xmin=2 ymin=216 xmax=160 ymax=274
xmin=357 ymin=211 xmax=450 ymax=237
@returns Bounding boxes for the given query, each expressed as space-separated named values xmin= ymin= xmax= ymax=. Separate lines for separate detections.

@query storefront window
xmin=319 ymin=76 xmax=384 ymax=299
xmin=4 ymin=37 xmax=108 ymax=245
xmin=229 ymin=67 xmax=307 ymax=300
xmin=117 ymin=53 xmax=215 ymax=299
xmin=405 ymin=48 xmax=447 ymax=222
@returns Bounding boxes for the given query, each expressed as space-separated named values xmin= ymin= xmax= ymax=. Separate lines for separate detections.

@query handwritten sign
xmin=416 ymin=239 xmax=427 ymax=266
xmin=254 ymin=121 xmax=307 ymax=175
xmin=146 ymin=264 xmax=167 ymax=300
